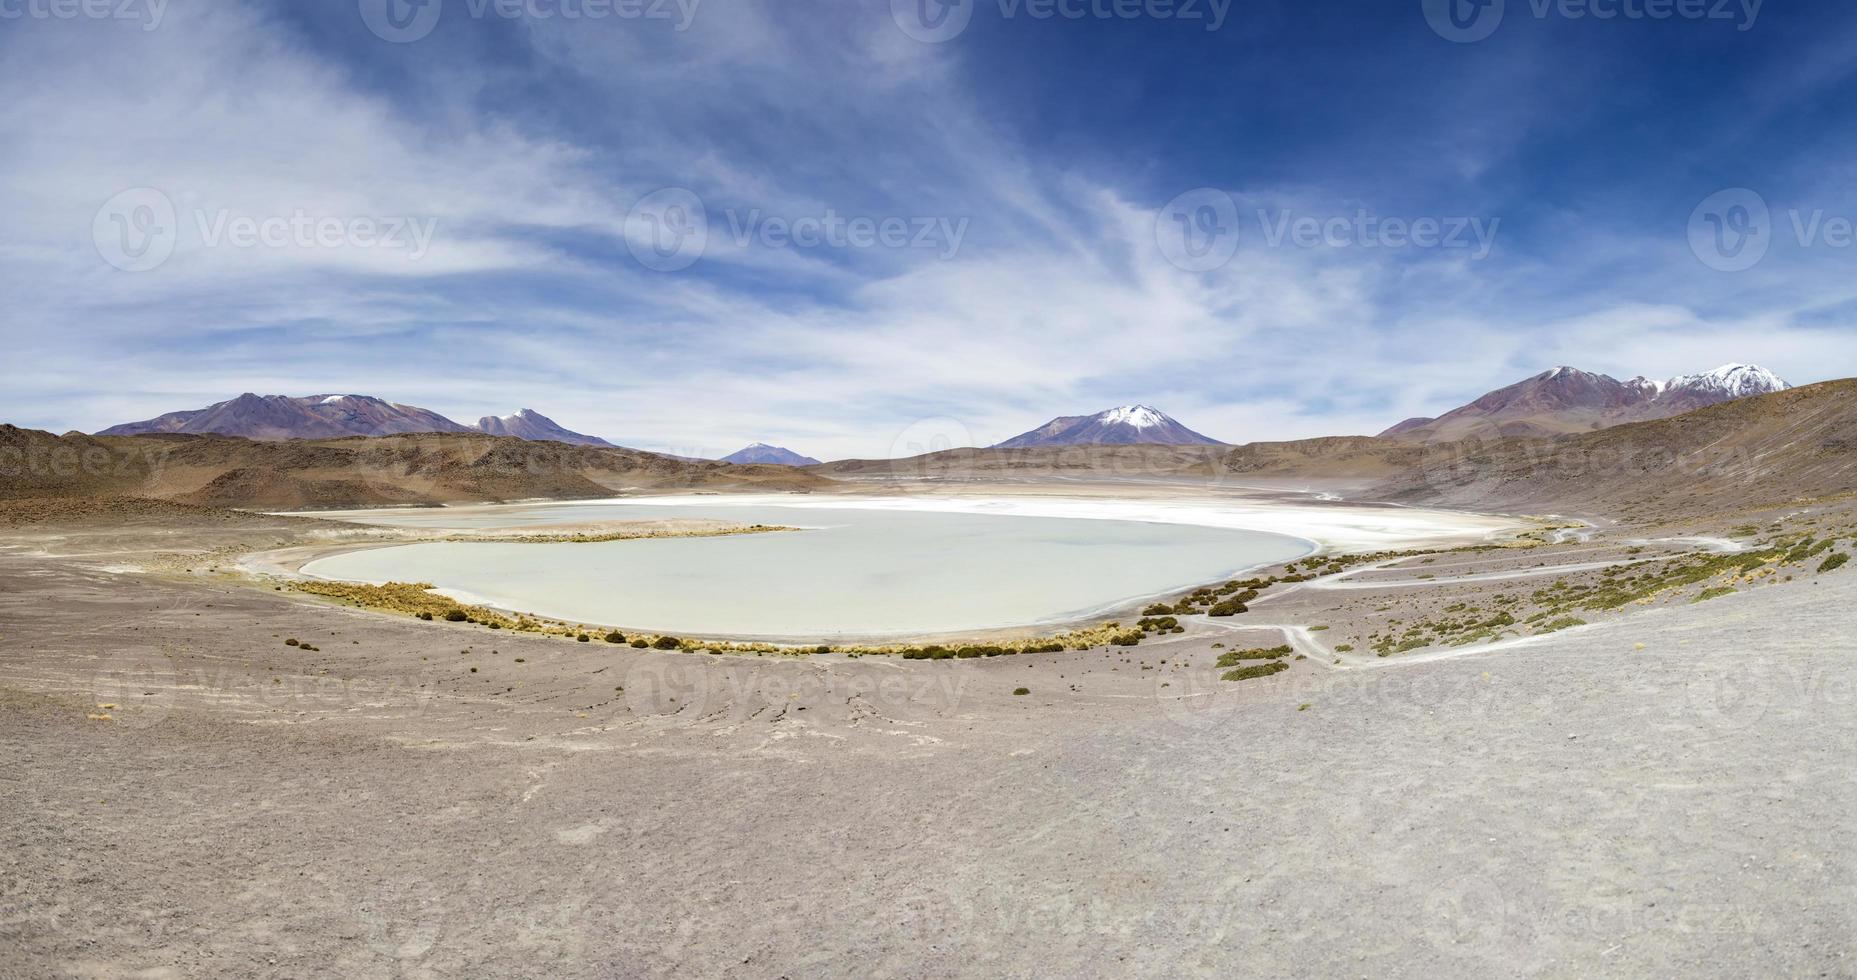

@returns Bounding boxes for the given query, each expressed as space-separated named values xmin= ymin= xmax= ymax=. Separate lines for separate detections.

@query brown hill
xmin=1219 ymin=437 xmax=1425 ymax=483
xmin=0 ymin=427 xmax=830 ymax=509
xmin=813 ymin=444 xmax=1231 ymax=482
xmin=1382 ymin=365 xmax=1790 ymax=444
xmin=1370 ymin=379 xmax=1857 ymax=516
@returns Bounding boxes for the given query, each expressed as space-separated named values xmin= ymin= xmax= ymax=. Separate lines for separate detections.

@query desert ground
xmin=4 ymin=482 xmax=1857 ymax=977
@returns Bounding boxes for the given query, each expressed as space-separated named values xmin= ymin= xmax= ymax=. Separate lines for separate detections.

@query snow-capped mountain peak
xmin=993 ymin=405 xmax=1225 ymax=449
xmin=1665 ymin=364 xmax=1790 ymax=398
xmin=1099 ymin=405 xmax=1167 ymax=429
xmin=1380 ymin=362 xmax=1793 ymax=442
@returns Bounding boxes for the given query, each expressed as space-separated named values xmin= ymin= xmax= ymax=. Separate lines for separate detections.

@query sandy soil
xmin=4 ymin=491 xmax=1857 ymax=976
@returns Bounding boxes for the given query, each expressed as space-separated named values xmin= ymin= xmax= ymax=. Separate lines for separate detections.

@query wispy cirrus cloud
xmin=1 ymin=0 xmax=1852 ymax=459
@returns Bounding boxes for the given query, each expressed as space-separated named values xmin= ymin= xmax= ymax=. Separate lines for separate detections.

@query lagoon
xmin=300 ymin=499 xmax=1316 ymax=640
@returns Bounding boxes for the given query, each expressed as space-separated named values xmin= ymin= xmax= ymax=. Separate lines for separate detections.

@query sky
xmin=2 ymin=0 xmax=1855 ymax=460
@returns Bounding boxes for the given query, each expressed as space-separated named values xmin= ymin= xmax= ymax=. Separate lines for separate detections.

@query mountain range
xmin=89 ymin=365 xmax=1789 ymax=463
xmin=1380 ymin=364 xmax=1790 ymax=443
xmin=994 ymin=406 xmax=1225 ymax=449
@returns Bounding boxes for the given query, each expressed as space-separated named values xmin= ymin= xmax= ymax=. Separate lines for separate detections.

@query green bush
xmin=577 ymin=633 xmax=591 ymax=642
xmin=652 ymin=636 xmax=683 ymax=650
xmin=1221 ymin=662 xmax=1288 ymax=683
xmin=444 ymin=610 xmax=468 ymax=622
xmin=1821 ymin=553 xmax=1849 ymax=573
xmin=1215 ymin=645 xmax=1292 ymax=668
xmin=604 ymin=631 xmax=626 ymax=644
xmin=1012 ymin=687 xmax=1030 ymax=696
xmin=1208 ymin=598 xmax=1248 ymax=618
xmin=416 ymin=611 xmax=434 ymax=621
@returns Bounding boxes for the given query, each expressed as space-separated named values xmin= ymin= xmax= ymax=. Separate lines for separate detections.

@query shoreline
xmin=254 ymin=488 xmax=1536 ymax=646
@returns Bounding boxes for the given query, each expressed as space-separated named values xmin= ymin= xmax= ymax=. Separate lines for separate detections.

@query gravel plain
xmin=5 ymin=520 xmax=1856 ymax=977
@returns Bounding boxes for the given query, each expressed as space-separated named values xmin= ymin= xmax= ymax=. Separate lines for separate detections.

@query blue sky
xmin=2 ymin=0 xmax=1854 ymax=458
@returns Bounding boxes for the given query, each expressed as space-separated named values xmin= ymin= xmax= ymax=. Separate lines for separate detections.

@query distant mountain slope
xmin=0 ymin=428 xmax=832 ymax=509
xmin=474 ymin=409 xmax=612 ymax=447
xmin=100 ymin=393 xmax=473 ymax=440
xmin=995 ymin=406 xmax=1225 ymax=448
xmin=722 ymin=444 xmax=821 ymax=466
xmin=1381 ymin=365 xmax=1790 ymax=443
xmin=1370 ymin=378 xmax=1857 ymax=516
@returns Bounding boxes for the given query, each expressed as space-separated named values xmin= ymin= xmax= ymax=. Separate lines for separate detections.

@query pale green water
xmin=302 ymin=503 xmax=1311 ymax=640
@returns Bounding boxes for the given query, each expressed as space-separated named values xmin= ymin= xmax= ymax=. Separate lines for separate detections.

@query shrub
xmin=1012 ymin=687 xmax=1030 ymax=696
xmin=1208 ymin=598 xmax=1248 ymax=618
xmin=1215 ymin=645 xmax=1293 ymax=668
xmin=1222 ymin=662 xmax=1288 ymax=683
xmin=1142 ymin=603 xmax=1173 ymax=616
xmin=416 ymin=611 xmax=434 ymax=621
xmin=652 ymin=636 xmax=683 ymax=650
xmin=284 ymin=638 xmax=299 ymax=647
xmin=444 ymin=610 xmax=468 ymax=622
xmin=604 ymin=631 xmax=626 ymax=644
xmin=1821 ymin=553 xmax=1849 ymax=573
